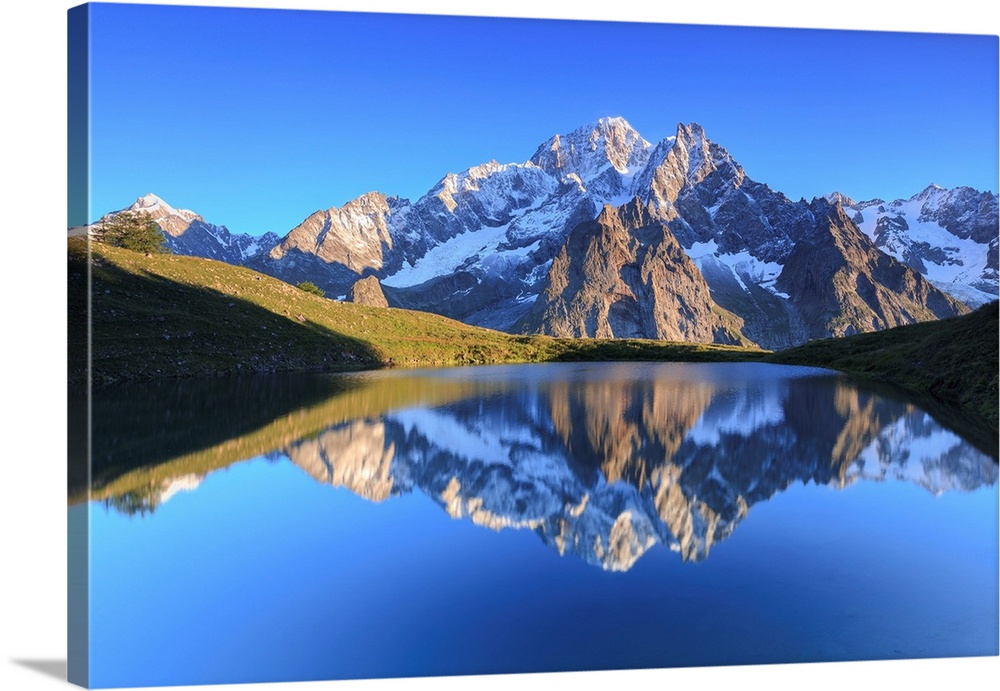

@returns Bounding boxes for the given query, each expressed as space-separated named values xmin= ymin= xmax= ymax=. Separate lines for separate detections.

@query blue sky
xmin=82 ymin=2 xmax=999 ymax=237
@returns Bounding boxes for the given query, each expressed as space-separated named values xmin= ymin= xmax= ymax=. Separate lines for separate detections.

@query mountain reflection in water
xmin=88 ymin=362 xmax=997 ymax=569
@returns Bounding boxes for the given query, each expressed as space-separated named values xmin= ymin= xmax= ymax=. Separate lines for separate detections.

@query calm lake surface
xmin=78 ymin=362 xmax=999 ymax=688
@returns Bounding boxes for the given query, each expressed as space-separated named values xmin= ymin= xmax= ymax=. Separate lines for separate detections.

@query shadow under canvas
xmin=12 ymin=659 xmax=68 ymax=682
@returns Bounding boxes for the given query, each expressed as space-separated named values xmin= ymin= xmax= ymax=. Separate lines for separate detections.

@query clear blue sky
xmin=83 ymin=2 xmax=998 ymax=237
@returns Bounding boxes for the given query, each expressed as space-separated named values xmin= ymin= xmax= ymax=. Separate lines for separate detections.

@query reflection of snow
xmin=686 ymin=380 xmax=787 ymax=445
xmin=156 ymin=473 xmax=204 ymax=506
xmin=849 ymin=412 xmax=999 ymax=494
xmin=392 ymin=406 xmax=517 ymax=466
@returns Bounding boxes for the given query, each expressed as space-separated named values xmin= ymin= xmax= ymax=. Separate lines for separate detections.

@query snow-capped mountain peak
xmin=132 ymin=192 xmax=173 ymax=212
xmin=128 ymin=193 xmax=201 ymax=225
xmin=824 ymin=191 xmax=857 ymax=208
xmin=528 ymin=117 xmax=652 ymax=202
xmin=670 ymin=121 xmax=744 ymax=186
xmin=101 ymin=193 xmax=278 ymax=264
xmin=915 ymin=183 xmax=945 ymax=199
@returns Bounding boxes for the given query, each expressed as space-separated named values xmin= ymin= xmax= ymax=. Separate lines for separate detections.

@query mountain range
xmin=95 ymin=117 xmax=998 ymax=348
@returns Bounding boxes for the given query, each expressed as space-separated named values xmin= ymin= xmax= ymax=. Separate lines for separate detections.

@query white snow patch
xmin=686 ymin=382 xmax=788 ymax=446
xmin=382 ymin=222 xmax=514 ymax=287
xmin=931 ymin=280 xmax=997 ymax=308
xmin=848 ymin=412 xmax=993 ymax=495
xmin=392 ymin=407 xmax=515 ymax=466
xmin=687 ymin=240 xmax=786 ymax=298
xmin=686 ymin=239 xmax=720 ymax=259
xmin=383 ymin=184 xmax=572 ymax=288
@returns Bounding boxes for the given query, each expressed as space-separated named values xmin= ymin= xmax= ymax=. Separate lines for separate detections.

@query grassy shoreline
xmin=69 ymin=238 xmax=998 ymax=440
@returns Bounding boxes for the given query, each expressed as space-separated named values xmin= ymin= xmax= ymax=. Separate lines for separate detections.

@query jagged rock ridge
xmin=519 ymin=200 xmax=749 ymax=343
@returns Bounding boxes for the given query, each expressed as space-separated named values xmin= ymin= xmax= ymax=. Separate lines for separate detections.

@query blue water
xmin=83 ymin=362 xmax=999 ymax=688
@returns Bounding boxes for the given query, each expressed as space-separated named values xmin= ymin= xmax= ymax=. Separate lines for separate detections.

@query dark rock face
xmin=695 ymin=257 xmax=809 ymax=349
xmin=346 ymin=275 xmax=389 ymax=308
xmin=776 ymin=199 xmax=969 ymax=339
xmin=520 ymin=201 xmax=747 ymax=344
xmin=985 ymin=238 xmax=999 ymax=288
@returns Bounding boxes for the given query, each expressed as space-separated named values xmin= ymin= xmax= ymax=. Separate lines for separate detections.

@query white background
xmin=1 ymin=2 xmax=997 ymax=690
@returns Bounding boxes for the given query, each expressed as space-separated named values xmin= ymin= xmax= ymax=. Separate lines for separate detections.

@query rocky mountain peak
xmin=127 ymin=193 xmax=202 ymax=227
xmin=824 ymin=191 xmax=857 ymax=208
xmin=596 ymin=197 xmax=653 ymax=230
xmin=630 ymin=122 xmax=745 ymax=220
xmin=340 ymin=190 xmax=393 ymax=217
xmin=671 ymin=121 xmax=742 ymax=185
xmin=528 ymin=117 xmax=651 ymax=197
xmin=915 ymin=183 xmax=946 ymax=200
xmin=675 ymin=121 xmax=705 ymax=142
xmin=130 ymin=192 xmax=173 ymax=213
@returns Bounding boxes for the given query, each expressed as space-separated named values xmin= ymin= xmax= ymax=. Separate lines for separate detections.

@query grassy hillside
xmin=68 ymin=238 xmax=765 ymax=385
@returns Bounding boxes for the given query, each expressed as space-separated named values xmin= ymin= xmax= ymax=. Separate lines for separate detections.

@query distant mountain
xmin=836 ymin=184 xmax=999 ymax=307
xmin=93 ymin=118 xmax=996 ymax=345
xmin=99 ymin=193 xmax=280 ymax=265
xmin=243 ymin=191 xmax=413 ymax=297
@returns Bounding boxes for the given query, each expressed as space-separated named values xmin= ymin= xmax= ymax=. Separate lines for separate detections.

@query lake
xmin=74 ymin=362 xmax=999 ymax=688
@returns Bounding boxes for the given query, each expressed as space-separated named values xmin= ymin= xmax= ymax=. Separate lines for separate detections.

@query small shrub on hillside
xmin=296 ymin=281 xmax=325 ymax=297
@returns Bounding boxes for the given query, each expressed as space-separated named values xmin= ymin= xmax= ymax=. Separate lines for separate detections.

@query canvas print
xmin=67 ymin=2 xmax=999 ymax=689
